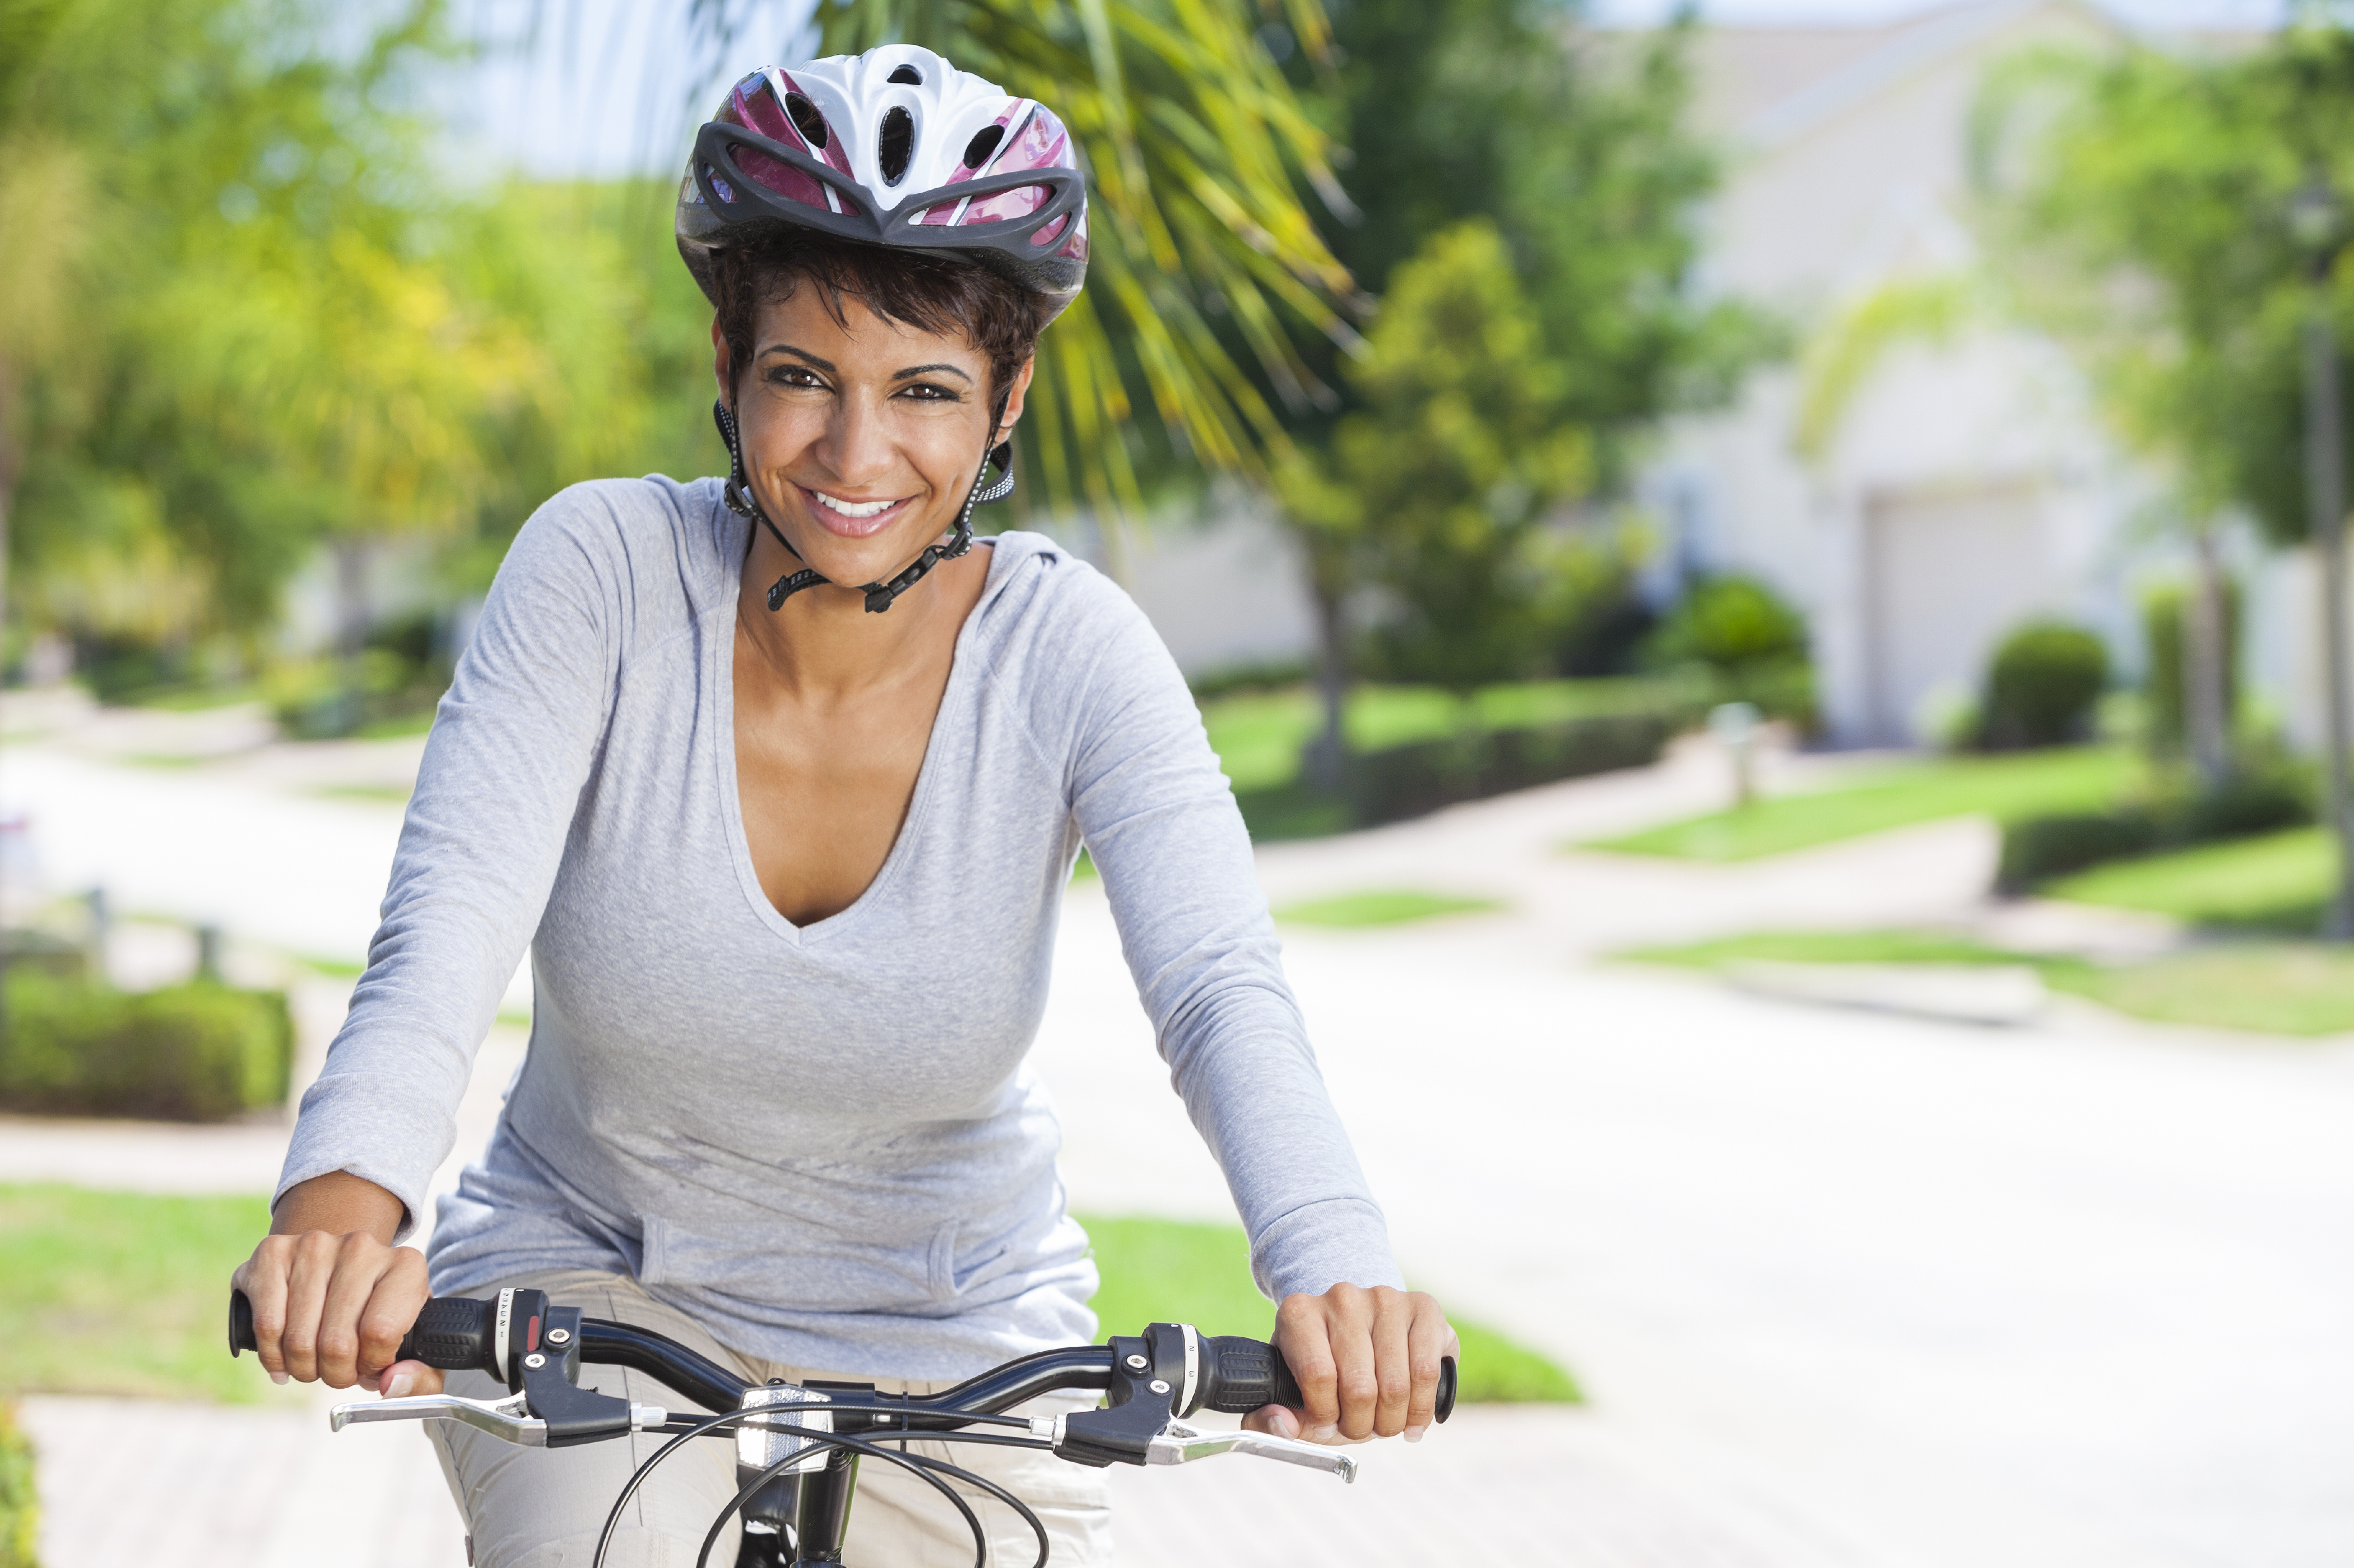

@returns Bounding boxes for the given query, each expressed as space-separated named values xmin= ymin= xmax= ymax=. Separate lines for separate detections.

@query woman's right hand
xmin=231 ymin=1170 xmax=442 ymax=1398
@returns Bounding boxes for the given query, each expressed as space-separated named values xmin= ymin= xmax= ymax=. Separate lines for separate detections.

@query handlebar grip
xmin=1199 ymin=1336 xmax=1303 ymax=1413
xmin=397 ymin=1296 xmax=506 ymax=1377
xmin=227 ymin=1289 xmax=508 ymax=1380
xmin=1197 ymin=1335 xmax=1459 ymax=1423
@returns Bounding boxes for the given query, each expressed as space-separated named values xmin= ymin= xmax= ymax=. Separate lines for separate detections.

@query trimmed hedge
xmin=0 ymin=971 xmax=292 ymax=1122
xmin=1344 ymin=711 xmax=1674 ymax=827
xmin=1981 ymin=622 xmax=2107 ymax=750
xmin=0 ymin=1402 xmax=34 ymax=1568
xmin=1998 ymin=771 xmax=2313 ymax=892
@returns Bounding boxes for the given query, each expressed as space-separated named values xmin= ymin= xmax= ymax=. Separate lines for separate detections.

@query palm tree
xmin=686 ymin=0 xmax=1357 ymax=578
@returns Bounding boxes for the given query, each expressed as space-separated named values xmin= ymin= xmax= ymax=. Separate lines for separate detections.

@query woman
xmin=233 ymin=45 xmax=1454 ymax=1566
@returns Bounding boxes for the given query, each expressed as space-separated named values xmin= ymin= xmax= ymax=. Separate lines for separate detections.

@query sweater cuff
xmin=274 ymin=1072 xmax=456 ymax=1248
xmin=1249 ymin=1196 xmax=1403 ymax=1302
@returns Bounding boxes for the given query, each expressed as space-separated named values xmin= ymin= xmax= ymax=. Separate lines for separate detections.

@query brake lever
xmin=326 ymin=1388 xmax=669 ymax=1446
xmin=1144 ymin=1420 xmax=1358 ymax=1484
xmin=329 ymin=1391 xmax=547 ymax=1444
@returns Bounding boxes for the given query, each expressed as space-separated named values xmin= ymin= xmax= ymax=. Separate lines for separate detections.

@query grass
xmin=308 ymin=783 xmax=414 ymax=804
xmin=1590 ymin=746 xmax=2142 ymax=863
xmin=1200 ymin=677 xmax=1688 ymax=796
xmin=1079 ymin=1214 xmax=1580 ymax=1404
xmin=1621 ymin=927 xmax=2354 ymax=1036
xmin=0 ymin=1184 xmax=300 ymax=1403
xmin=1273 ymin=890 xmax=1505 ymax=928
xmin=2048 ymin=826 xmax=2332 ymax=933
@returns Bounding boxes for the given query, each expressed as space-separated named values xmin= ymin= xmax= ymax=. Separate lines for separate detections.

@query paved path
xmin=8 ymin=720 xmax=2352 ymax=1564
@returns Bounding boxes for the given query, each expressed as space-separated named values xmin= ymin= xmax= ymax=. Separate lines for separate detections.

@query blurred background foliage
xmin=1 ymin=0 xmax=1781 ymax=754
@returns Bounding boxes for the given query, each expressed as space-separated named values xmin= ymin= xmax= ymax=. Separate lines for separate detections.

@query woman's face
xmin=717 ymin=284 xmax=1030 ymax=590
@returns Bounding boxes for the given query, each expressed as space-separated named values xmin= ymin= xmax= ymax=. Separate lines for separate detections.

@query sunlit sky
xmin=438 ymin=0 xmax=2290 ymax=179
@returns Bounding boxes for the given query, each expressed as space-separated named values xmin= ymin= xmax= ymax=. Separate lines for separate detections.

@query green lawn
xmin=1079 ymin=1215 xmax=1579 ymax=1404
xmin=1621 ymin=927 xmax=2354 ymax=1036
xmin=0 ymin=1186 xmax=1576 ymax=1406
xmin=1273 ymin=890 xmax=1506 ymax=928
xmin=2048 ymin=826 xmax=2333 ymax=933
xmin=1590 ymin=747 xmax=2142 ymax=863
xmin=0 ymin=1185 xmax=299 ymax=1404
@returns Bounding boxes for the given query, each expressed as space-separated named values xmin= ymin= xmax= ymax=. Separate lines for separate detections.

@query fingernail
xmin=1307 ymin=1423 xmax=1338 ymax=1444
xmin=1405 ymin=1424 xmax=1428 ymax=1444
xmin=270 ymin=1372 xmax=290 ymax=1385
xmin=386 ymin=1372 xmax=415 ymax=1399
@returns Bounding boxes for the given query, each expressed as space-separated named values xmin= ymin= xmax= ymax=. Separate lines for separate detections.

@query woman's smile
xmin=800 ymin=483 xmax=921 ymax=539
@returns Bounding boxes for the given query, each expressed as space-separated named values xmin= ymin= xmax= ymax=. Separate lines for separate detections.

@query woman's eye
xmin=898 ymin=382 xmax=959 ymax=402
xmin=768 ymin=367 xmax=825 ymax=389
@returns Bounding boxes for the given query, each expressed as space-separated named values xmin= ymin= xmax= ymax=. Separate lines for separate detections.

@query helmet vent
xmin=887 ymin=63 xmax=922 ymax=84
xmin=784 ymin=92 xmax=829 ymax=149
xmin=879 ymin=106 xmax=914 ymax=185
xmin=962 ymin=125 xmax=1005 ymax=170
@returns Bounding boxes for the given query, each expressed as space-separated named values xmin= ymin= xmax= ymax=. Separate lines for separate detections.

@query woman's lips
xmin=798 ymin=485 xmax=917 ymax=538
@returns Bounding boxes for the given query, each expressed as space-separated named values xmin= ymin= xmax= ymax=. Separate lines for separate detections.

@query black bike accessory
xmin=1193 ymin=1332 xmax=1456 ymax=1425
xmin=516 ymin=1300 xmax=642 ymax=1447
xmin=1056 ymin=1321 xmax=1194 ymax=1468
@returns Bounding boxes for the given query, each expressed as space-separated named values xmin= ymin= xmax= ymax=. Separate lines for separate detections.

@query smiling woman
xmin=227 ymin=40 xmax=1452 ymax=1568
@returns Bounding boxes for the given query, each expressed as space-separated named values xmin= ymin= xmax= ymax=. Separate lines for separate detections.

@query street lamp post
xmin=2293 ymin=175 xmax=2354 ymax=939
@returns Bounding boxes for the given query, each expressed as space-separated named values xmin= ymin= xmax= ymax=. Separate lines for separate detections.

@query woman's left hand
xmin=1243 ymin=1283 xmax=1459 ymax=1445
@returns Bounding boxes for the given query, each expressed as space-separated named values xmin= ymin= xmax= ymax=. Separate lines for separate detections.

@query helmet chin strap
xmin=713 ymin=399 xmax=1014 ymax=615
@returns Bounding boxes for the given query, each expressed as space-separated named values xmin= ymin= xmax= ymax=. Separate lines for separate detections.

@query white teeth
xmin=811 ymin=491 xmax=899 ymax=519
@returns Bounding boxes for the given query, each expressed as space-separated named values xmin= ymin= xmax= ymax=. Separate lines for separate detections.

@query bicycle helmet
xmin=677 ymin=48 xmax=1089 ymax=613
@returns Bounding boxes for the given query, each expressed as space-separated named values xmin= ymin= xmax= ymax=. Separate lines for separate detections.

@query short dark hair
xmin=712 ymin=229 xmax=1050 ymax=416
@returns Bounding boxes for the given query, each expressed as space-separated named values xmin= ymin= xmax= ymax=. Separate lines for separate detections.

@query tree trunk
xmin=2184 ymin=524 xmax=2232 ymax=788
xmin=333 ymin=537 xmax=372 ymax=736
xmin=1306 ymin=560 xmax=1349 ymax=795
xmin=2303 ymin=279 xmax=2354 ymax=939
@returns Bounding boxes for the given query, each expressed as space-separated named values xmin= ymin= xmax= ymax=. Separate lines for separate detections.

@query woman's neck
xmin=734 ymin=523 xmax=986 ymax=701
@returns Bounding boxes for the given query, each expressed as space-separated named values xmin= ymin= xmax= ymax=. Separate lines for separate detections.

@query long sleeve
xmin=275 ymin=482 xmax=647 ymax=1241
xmin=1058 ymin=585 xmax=1402 ymax=1302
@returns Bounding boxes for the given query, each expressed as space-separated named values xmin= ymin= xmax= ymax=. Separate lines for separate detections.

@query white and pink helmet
xmin=676 ymin=46 xmax=1089 ymax=322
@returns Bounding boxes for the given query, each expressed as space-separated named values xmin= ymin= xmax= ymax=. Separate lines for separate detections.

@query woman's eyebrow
xmin=760 ymin=345 xmax=837 ymax=372
xmin=893 ymin=362 xmax=972 ymax=382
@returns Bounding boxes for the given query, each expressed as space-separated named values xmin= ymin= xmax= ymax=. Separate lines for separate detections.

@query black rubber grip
xmin=227 ymin=1289 xmax=506 ymax=1380
xmin=1200 ymin=1336 xmax=1303 ymax=1413
xmin=1198 ymin=1335 xmax=1458 ymax=1423
xmin=397 ymin=1295 xmax=505 ymax=1377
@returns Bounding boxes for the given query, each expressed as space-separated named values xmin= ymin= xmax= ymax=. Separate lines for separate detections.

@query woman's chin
xmin=784 ymin=513 xmax=951 ymax=592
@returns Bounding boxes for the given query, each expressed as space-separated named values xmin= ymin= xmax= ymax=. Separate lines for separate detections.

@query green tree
xmin=1980 ymin=26 xmax=2354 ymax=781
xmin=1276 ymin=221 xmax=1590 ymax=703
xmin=1278 ymin=1 xmax=1770 ymax=767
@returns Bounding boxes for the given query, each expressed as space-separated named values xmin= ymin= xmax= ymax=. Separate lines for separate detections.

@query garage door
xmin=1864 ymin=484 xmax=2056 ymax=744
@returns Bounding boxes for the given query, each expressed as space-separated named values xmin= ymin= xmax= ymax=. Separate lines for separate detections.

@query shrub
xmin=0 ymin=1403 xmax=34 ymax=1568
xmin=1997 ymin=809 xmax=2161 ymax=892
xmin=1980 ymin=622 xmax=2108 ymax=750
xmin=1345 ymin=712 xmax=1673 ymax=827
xmin=1646 ymin=575 xmax=1813 ymax=719
xmin=0 ymin=972 xmax=292 ymax=1121
xmin=1997 ymin=767 xmax=2314 ymax=892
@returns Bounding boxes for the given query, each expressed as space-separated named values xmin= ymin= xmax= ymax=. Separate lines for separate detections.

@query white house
xmin=1654 ymin=0 xmax=2294 ymax=746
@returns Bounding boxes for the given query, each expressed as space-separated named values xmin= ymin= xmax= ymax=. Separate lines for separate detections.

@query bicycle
xmin=229 ymin=1285 xmax=1457 ymax=1567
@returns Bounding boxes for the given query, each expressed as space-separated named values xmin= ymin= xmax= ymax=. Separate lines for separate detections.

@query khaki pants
xmin=428 ymin=1268 xmax=1112 ymax=1567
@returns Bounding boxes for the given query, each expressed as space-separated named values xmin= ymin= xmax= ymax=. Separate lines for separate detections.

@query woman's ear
xmin=995 ymin=355 xmax=1038 ymax=440
xmin=711 ymin=315 xmax=734 ymax=410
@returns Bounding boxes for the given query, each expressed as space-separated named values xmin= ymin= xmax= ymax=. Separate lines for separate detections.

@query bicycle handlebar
xmin=228 ymin=1286 xmax=1455 ymax=1468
